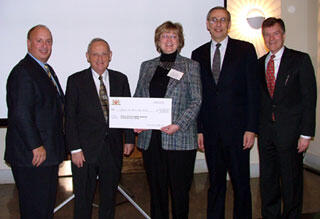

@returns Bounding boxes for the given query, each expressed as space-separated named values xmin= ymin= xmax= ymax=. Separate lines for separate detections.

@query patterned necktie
xmin=212 ymin=43 xmax=221 ymax=83
xmin=44 ymin=64 xmax=60 ymax=94
xmin=266 ymin=54 xmax=276 ymax=97
xmin=44 ymin=64 xmax=64 ymax=124
xmin=98 ymin=75 xmax=109 ymax=121
xmin=44 ymin=65 xmax=55 ymax=86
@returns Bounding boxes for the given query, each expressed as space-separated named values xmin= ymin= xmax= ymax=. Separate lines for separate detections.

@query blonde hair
xmin=154 ymin=21 xmax=184 ymax=53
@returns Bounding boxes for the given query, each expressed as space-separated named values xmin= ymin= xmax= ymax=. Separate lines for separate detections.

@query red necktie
xmin=265 ymin=55 xmax=275 ymax=97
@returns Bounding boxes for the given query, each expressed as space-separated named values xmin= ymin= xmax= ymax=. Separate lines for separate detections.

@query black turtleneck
xmin=149 ymin=51 xmax=177 ymax=98
xmin=148 ymin=51 xmax=177 ymax=147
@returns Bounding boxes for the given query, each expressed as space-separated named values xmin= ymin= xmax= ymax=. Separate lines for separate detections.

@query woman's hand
xmin=160 ymin=124 xmax=180 ymax=135
xmin=134 ymin=129 xmax=147 ymax=134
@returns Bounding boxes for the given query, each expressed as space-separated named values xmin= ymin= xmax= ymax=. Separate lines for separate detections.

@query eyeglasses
xmin=160 ymin=34 xmax=177 ymax=39
xmin=209 ymin=17 xmax=228 ymax=24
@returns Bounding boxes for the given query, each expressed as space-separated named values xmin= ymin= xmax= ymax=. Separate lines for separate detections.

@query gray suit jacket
xmin=134 ymin=54 xmax=201 ymax=150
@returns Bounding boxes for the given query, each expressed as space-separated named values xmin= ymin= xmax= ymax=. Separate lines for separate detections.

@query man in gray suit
xmin=65 ymin=38 xmax=134 ymax=219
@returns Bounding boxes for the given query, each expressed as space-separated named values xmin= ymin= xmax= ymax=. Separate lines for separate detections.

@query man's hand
xmin=243 ymin=131 xmax=255 ymax=150
xmin=71 ymin=151 xmax=86 ymax=168
xmin=32 ymin=146 xmax=46 ymax=167
xmin=297 ymin=137 xmax=311 ymax=153
xmin=160 ymin=124 xmax=180 ymax=135
xmin=124 ymin=144 xmax=134 ymax=156
xmin=198 ymin=133 xmax=205 ymax=152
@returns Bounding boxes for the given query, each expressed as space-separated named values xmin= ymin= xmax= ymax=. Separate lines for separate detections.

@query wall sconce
xmin=246 ymin=9 xmax=265 ymax=29
xmin=227 ymin=0 xmax=281 ymax=57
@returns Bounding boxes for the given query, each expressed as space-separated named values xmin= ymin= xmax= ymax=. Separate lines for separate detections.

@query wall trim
xmin=0 ymin=169 xmax=14 ymax=184
xmin=304 ymin=153 xmax=320 ymax=172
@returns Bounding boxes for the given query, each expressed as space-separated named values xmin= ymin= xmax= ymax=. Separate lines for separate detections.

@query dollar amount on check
xmin=109 ymin=97 xmax=172 ymax=130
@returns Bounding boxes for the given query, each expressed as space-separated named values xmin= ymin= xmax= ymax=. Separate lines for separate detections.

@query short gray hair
xmin=206 ymin=6 xmax=231 ymax=22
xmin=87 ymin=38 xmax=110 ymax=53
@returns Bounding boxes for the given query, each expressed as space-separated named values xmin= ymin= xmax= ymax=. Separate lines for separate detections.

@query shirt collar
xmin=91 ymin=68 xmax=108 ymax=80
xmin=267 ymin=46 xmax=285 ymax=60
xmin=28 ymin=52 xmax=47 ymax=70
xmin=211 ymin=36 xmax=228 ymax=50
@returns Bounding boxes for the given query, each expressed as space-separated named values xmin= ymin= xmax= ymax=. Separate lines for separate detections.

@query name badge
xmin=167 ymin=69 xmax=184 ymax=80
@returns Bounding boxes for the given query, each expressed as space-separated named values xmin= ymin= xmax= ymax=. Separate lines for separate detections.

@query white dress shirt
xmin=210 ymin=36 xmax=228 ymax=69
xmin=264 ymin=46 xmax=284 ymax=79
xmin=91 ymin=68 xmax=110 ymax=97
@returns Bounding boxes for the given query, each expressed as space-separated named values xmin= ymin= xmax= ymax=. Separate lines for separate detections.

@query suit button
xmin=272 ymin=104 xmax=276 ymax=108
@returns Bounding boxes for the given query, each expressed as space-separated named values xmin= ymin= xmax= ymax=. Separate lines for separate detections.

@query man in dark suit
xmin=258 ymin=17 xmax=317 ymax=218
xmin=191 ymin=7 xmax=259 ymax=219
xmin=5 ymin=25 xmax=65 ymax=219
xmin=65 ymin=38 xmax=134 ymax=219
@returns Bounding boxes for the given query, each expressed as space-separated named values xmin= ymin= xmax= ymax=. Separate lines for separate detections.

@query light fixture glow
xmin=228 ymin=0 xmax=281 ymax=57
xmin=246 ymin=9 xmax=265 ymax=29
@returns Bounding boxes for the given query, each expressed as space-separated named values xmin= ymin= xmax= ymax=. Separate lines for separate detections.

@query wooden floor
xmin=1 ymin=162 xmax=320 ymax=218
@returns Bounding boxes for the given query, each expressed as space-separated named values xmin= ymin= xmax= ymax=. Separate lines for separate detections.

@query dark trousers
xmin=142 ymin=132 xmax=197 ymax=219
xmin=12 ymin=165 xmax=59 ymax=219
xmin=205 ymin=136 xmax=252 ymax=219
xmin=72 ymin=138 xmax=121 ymax=219
xmin=258 ymin=125 xmax=303 ymax=219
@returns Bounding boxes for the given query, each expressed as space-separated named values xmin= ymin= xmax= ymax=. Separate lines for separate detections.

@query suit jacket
xmin=65 ymin=68 xmax=134 ymax=164
xmin=258 ymin=47 xmax=317 ymax=143
xmin=134 ymin=54 xmax=202 ymax=150
xmin=191 ymin=37 xmax=259 ymax=144
xmin=5 ymin=54 xmax=65 ymax=167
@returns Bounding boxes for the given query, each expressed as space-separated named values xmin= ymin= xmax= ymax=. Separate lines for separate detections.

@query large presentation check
xmin=109 ymin=97 xmax=172 ymax=130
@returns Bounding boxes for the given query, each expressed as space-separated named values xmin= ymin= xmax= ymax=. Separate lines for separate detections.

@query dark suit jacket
xmin=191 ymin=38 xmax=259 ymax=144
xmin=258 ymin=47 xmax=317 ymax=143
xmin=65 ymin=68 xmax=134 ymax=165
xmin=5 ymin=54 xmax=65 ymax=167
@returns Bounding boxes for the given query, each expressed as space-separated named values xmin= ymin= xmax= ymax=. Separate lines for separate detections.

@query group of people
xmin=4 ymin=6 xmax=316 ymax=219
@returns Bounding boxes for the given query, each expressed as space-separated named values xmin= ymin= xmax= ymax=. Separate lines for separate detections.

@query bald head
xmin=27 ymin=25 xmax=53 ymax=63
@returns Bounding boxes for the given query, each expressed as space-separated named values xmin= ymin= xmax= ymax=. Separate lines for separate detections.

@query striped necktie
xmin=98 ymin=75 xmax=109 ymax=121
xmin=44 ymin=65 xmax=57 ymax=87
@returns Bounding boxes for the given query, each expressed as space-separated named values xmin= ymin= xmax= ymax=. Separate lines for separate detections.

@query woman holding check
xmin=134 ymin=21 xmax=201 ymax=219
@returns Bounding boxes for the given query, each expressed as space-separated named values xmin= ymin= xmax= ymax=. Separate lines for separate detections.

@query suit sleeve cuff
xmin=71 ymin=149 xmax=82 ymax=154
xmin=300 ymin=135 xmax=311 ymax=139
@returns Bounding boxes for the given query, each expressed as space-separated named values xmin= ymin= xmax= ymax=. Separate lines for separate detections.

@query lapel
xmin=46 ymin=64 xmax=65 ymax=103
xmin=165 ymin=54 xmax=186 ymax=96
xmin=259 ymin=54 xmax=270 ymax=96
xmin=273 ymin=47 xmax=290 ymax=101
xmin=25 ymin=54 xmax=61 ymax=99
xmin=199 ymin=42 xmax=216 ymax=87
xmin=108 ymin=69 xmax=119 ymax=96
xmin=141 ymin=58 xmax=160 ymax=97
xmin=141 ymin=54 xmax=192 ymax=97
xmin=202 ymin=42 xmax=213 ymax=78
xmin=83 ymin=68 xmax=106 ymax=121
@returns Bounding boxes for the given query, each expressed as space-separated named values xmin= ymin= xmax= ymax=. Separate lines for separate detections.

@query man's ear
xmin=86 ymin=52 xmax=90 ymax=63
